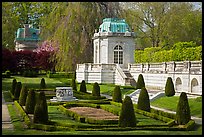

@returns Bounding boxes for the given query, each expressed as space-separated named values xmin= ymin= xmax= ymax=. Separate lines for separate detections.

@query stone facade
xmin=76 ymin=18 xmax=202 ymax=95
xmin=15 ymin=24 xmax=41 ymax=51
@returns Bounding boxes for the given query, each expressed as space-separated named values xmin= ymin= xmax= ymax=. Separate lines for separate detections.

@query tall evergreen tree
xmin=71 ymin=78 xmax=77 ymax=91
xmin=165 ymin=77 xmax=175 ymax=97
xmin=136 ymin=74 xmax=145 ymax=90
xmin=92 ymin=82 xmax=100 ymax=97
xmin=19 ymin=85 xmax=28 ymax=106
xmin=112 ymin=86 xmax=122 ymax=103
xmin=80 ymin=80 xmax=87 ymax=93
xmin=25 ymin=89 xmax=36 ymax=114
xmin=137 ymin=87 xmax=150 ymax=112
xmin=11 ymin=78 xmax=17 ymax=95
xmin=14 ymin=82 xmax=22 ymax=99
xmin=176 ymin=92 xmax=191 ymax=125
xmin=40 ymin=78 xmax=46 ymax=89
xmin=119 ymin=96 xmax=136 ymax=127
xmin=34 ymin=91 xmax=48 ymax=124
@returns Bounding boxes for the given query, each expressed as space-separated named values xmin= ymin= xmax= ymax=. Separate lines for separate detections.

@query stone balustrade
xmin=128 ymin=60 xmax=202 ymax=74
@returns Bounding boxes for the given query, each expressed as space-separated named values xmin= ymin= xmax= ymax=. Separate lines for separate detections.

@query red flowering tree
xmin=2 ymin=48 xmax=17 ymax=72
xmin=34 ymin=40 xmax=58 ymax=71
xmin=12 ymin=50 xmax=37 ymax=74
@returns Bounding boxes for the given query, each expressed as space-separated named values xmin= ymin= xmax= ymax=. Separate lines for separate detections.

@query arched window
xmin=175 ymin=77 xmax=182 ymax=91
xmin=191 ymin=78 xmax=199 ymax=93
xmin=114 ymin=45 xmax=123 ymax=64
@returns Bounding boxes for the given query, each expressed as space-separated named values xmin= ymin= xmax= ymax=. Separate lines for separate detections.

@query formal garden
xmin=2 ymin=71 xmax=202 ymax=135
xmin=2 ymin=2 xmax=202 ymax=135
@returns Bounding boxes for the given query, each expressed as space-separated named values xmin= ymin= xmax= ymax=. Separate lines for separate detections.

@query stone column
xmin=162 ymin=62 xmax=167 ymax=73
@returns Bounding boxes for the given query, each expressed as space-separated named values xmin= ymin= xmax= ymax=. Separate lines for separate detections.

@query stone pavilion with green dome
xmin=76 ymin=18 xmax=136 ymax=86
xmin=15 ymin=24 xmax=41 ymax=51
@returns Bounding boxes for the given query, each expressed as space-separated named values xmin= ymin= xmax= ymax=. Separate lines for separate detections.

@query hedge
xmin=14 ymin=101 xmax=31 ymax=128
xmin=134 ymin=42 xmax=202 ymax=63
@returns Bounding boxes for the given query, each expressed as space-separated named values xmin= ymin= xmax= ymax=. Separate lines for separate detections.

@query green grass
xmin=2 ymin=76 xmax=202 ymax=135
xmin=2 ymin=76 xmax=68 ymax=91
xmin=150 ymin=96 xmax=202 ymax=118
xmin=3 ymin=103 xmax=202 ymax=135
xmin=78 ymin=83 xmax=135 ymax=97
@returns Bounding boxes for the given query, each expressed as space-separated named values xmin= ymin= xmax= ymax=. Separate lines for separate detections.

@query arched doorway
xmin=175 ymin=77 xmax=182 ymax=92
xmin=191 ymin=78 xmax=199 ymax=93
xmin=114 ymin=45 xmax=123 ymax=65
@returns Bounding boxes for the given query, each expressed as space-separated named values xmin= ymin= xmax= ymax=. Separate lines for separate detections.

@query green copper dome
xmin=16 ymin=26 xmax=40 ymax=41
xmin=99 ymin=18 xmax=131 ymax=33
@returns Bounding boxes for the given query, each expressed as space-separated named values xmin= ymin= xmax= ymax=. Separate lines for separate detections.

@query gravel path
xmin=2 ymin=91 xmax=14 ymax=130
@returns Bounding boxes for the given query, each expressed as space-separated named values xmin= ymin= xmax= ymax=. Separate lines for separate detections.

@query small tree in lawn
xmin=119 ymin=96 xmax=136 ymax=127
xmin=176 ymin=92 xmax=191 ymax=125
xmin=14 ymin=82 xmax=22 ymax=100
xmin=136 ymin=74 xmax=145 ymax=90
xmin=137 ymin=87 xmax=150 ymax=112
xmin=80 ymin=80 xmax=87 ymax=93
xmin=19 ymin=85 xmax=28 ymax=106
xmin=165 ymin=77 xmax=175 ymax=97
xmin=92 ymin=82 xmax=100 ymax=97
xmin=25 ymin=89 xmax=36 ymax=114
xmin=34 ymin=91 xmax=48 ymax=124
xmin=71 ymin=78 xmax=77 ymax=91
xmin=11 ymin=78 xmax=17 ymax=95
xmin=40 ymin=78 xmax=46 ymax=89
xmin=112 ymin=86 xmax=122 ymax=103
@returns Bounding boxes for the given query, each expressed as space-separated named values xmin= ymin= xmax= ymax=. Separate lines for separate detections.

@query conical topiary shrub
xmin=19 ymin=85 xmax=28 ymax=106
xmin=136 ymin=74 xmax=145 ymax=90
xmin=11 ymin=79 xmax=17 ymax=95
xmin=80 ymin=80 xmax=87 ymax=93
xmin=176 ymin=92 xmax=191 ymax=125
xmin=71 ymin=79 xmax=77 ymax=91
xmin=40 ymin=78 xmax=46 ymax=89
xmin=92 ymin=82 xmax=100 ymax=97
xmin=14 ymin=82 xmax=22 ymax=100
xmin=165 ymin=77 xmax=175 ymax=97
xmin=119 ymin=96 xmax=136 ymax=127
xmin=34 ymin=91 xmax=48 ymax=124
xmin=112 ymin=86 xmax=122 ymax=103
xmin=25 ymin=89 xmax=36 ymax=114
xmin=137 ymin=87 xmax=150 ymax=112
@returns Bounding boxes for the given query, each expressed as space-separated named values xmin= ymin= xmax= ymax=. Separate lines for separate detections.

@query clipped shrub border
xmin=58 ymin=104 xmax=118 ymax=125
xmin=13 ymin=99 xmax=195 ymax=131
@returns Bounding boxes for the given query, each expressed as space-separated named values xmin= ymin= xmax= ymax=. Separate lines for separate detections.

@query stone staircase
xmin=126 ymin=89 xmax=165 ymax=104
xmin=123 ymin=69 xmax=137 ymax=87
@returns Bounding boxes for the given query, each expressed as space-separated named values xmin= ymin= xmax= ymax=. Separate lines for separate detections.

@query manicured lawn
xmin=150 ymin=96 xmax=202 ymax=118
xmin=2 ymin=76 xmax=67 ymax=91
xmin=3 ymin=102 xmax=202 ymax=135
xmin=2 ymin=76 xmax=202 ymax=135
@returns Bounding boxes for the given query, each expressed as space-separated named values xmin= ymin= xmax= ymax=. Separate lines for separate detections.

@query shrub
xmin=25 ymin=89 xmax=36 ymax=114
xmin=136 ymin=74 xmax=145 ymax=90
xmin=11 ymin=79 xmax=17 ymax=95
xmin=19 ymin=85 xmax=28 ymax=106
xmin=40 ymin=78 xmax=46 ymax=89
xmin=176 ymin=92 xmax=191 ymax=125
xmin=80 ymin=80 xmax=87 ymax=93
xmin=92 ymin=82 xmax=100 ymax=97
xmin=119 ymin=96 xmax=136 ymax=127
xmin=165 ymin=77 xmax=175 ymax=97
xmin=34 ymin=91 xmax=48 ymax=124
xmin=71 ymin=79 xmax=77 ymax=91
xmin=14 ymin=82 xmax=22 ymax=100
xmin=137 ymin=87 xmax=150 ymax=112
xmin=22 ymin=70 xmax=38 ymax=77
xmin=5 ymin=70 xmax=11 ymax=78
xmin=112 ymin=86 xmax=122 ymax=103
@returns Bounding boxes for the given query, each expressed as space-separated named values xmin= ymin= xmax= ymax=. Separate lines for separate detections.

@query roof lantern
xmin=99 ymin=18 xmax=131 ymax=33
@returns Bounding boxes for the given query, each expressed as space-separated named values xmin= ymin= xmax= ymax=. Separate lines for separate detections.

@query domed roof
xmin=99 ymin=18 xmax=131 ymax=33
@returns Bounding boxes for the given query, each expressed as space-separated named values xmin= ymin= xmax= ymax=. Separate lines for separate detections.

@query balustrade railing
xmin=128 ymin=60 xmax=202 ymax=74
